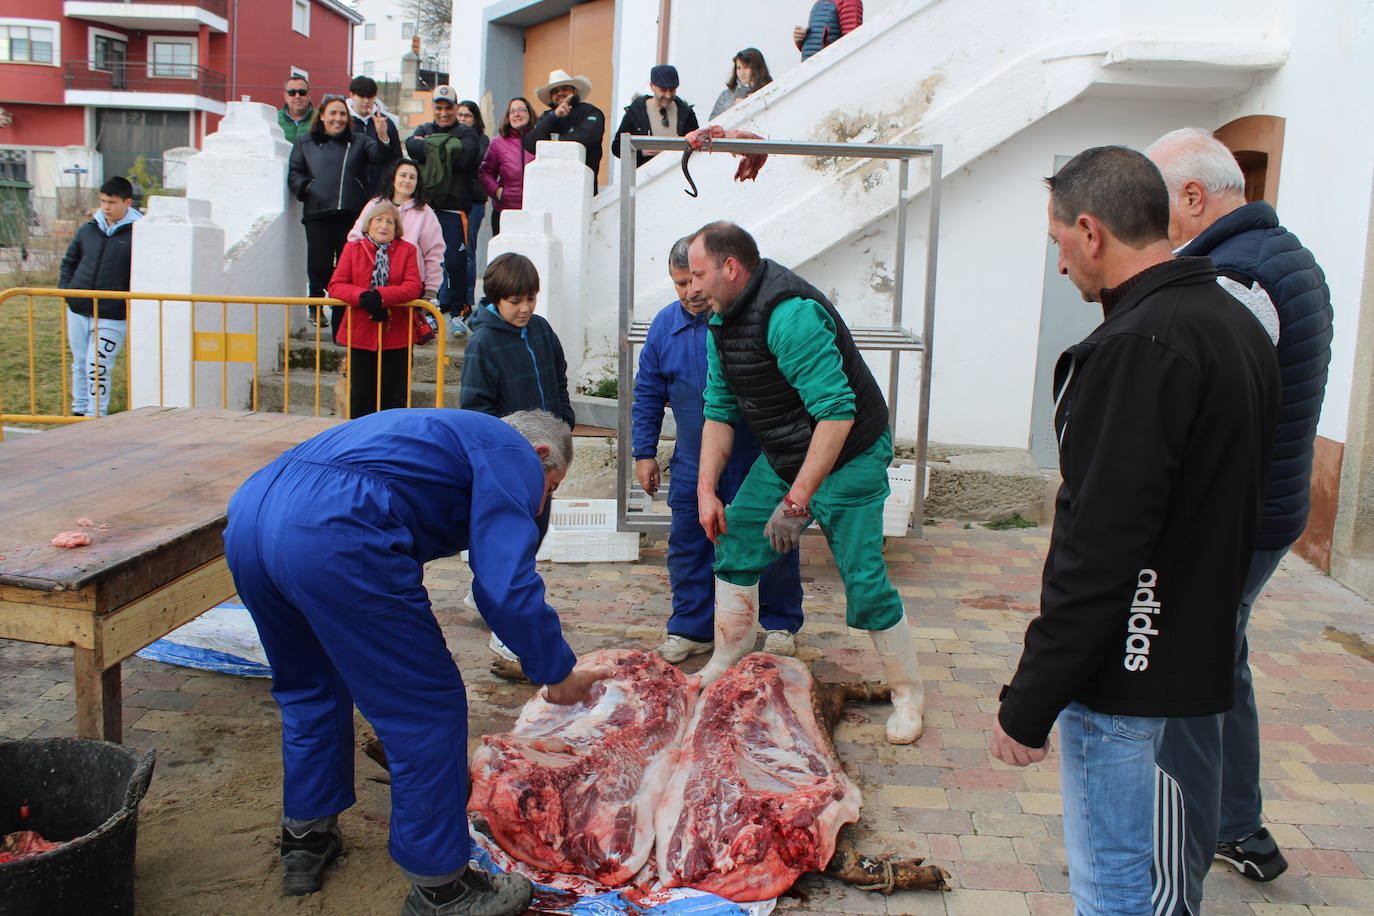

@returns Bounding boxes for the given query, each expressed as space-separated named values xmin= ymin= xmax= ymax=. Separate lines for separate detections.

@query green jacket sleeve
xmin=767 ymin=297 xmax=857 ymax=421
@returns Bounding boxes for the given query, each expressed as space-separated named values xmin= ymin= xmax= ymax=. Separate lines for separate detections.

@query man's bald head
xmin=1145 ymin=128 xmax=1248 ymax=248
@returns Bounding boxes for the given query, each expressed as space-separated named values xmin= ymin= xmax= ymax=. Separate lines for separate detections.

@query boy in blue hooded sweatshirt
xmin=59 ymin=176 xmax=142 ymax=417
xmin=460 ymin=252 xmax=576 ymax=663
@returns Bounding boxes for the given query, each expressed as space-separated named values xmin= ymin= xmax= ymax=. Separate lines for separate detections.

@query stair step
xmin=286 ymin=333 xmax=465 ymax=383
xmin=250 ymin=372 xmax=462 ymax=415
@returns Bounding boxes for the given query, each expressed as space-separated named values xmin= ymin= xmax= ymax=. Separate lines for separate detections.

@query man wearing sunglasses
xmin=278 ymin=74 xmax=313 ymax=144
xmin=611 ymin=64 xmax=699 ymax=168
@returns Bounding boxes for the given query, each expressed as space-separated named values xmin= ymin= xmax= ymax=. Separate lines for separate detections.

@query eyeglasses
xmin=659 ymin=106 xmax=670 ymax=127
xmin=286 ymin=89 xmax=309 ymax=97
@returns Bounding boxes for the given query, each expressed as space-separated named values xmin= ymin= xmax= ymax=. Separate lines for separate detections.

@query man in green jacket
xmin=278 ymin=74 xmax=314 ymax=144
xmin=687 ymin=220 xmax=925 ymax=745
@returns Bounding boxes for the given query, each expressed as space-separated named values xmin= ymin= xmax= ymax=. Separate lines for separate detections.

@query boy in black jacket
xmin=59 ymin=176 xmax=142 ymax=417
xmin=459 ymin=252 xmax=575 ymax=666
xmin=990 ymin=147 xmax=1279 ymax=916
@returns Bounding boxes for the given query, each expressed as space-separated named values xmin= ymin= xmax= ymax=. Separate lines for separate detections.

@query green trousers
xmin=713 ymin=430 xmax=903 ymax=630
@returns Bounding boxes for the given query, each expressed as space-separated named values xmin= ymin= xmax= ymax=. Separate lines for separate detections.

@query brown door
xmin=522 ymin=0 xmax=615 ymax=187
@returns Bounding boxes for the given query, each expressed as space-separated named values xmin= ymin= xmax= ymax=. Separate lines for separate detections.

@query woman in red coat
xmin=328 ymin=200 xmax=425 ymax=418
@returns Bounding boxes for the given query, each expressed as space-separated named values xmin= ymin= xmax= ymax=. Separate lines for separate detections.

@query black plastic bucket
xmin=0 ymin=738 xmax=156 ymax=916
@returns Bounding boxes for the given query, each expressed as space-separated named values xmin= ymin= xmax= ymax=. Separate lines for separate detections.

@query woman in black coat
xmin=288 ymin=95 xmax=399 ymax=333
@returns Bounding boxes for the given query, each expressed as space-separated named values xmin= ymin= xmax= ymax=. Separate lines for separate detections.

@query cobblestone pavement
xmin=3 ymin=520 xmax=1373 ymax=914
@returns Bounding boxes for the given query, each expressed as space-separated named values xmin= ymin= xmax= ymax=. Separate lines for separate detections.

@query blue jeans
xmin=433 ymin=208 xmax=468 ymax=315
xmin=466 ymin=203 xmax=485 ymax=306
xmin=1058 ymin=702 xmax=1166 ymax=916
xmin=1153 ymin=545 xmax=1287 ymax=914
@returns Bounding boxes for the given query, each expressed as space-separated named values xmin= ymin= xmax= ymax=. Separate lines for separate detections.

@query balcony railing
xmin=65 ymin=58 xmax=227 ymax=102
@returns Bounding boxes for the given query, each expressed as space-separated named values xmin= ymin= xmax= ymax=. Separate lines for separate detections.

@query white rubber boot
xmin=695 ymin=579 xmax=760 ymax=687
xmin=870 ymin=613 xmax=925 ymax=744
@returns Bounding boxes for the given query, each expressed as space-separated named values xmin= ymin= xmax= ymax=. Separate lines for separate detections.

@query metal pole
xmin=889 ymin=157 xmax=910 ymax=440
xmin=913 ymin=146 xmax=942 ymax=529
xmin=615 ymin=134 xmax=638 ymax=531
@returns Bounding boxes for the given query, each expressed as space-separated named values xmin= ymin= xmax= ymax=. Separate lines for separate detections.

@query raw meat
xmin=75 ymin=517 xmax=96 ymax=527
xmin=0 ymin=829 xmax=64 ymax=863
xmin=468 ymin=649 xmax=697 ymax=886
xmin=50 ymin=531 xmax=91 ymax=548
xmin=655 ymin=653 xmax=862 ymax=902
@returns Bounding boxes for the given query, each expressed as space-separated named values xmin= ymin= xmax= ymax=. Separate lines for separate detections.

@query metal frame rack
xmin=614 ymin=134 xmax=943 ymax=534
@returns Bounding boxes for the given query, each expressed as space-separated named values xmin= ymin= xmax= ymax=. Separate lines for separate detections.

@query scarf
xmin=370 ymin=239 xmax=391 ymax=289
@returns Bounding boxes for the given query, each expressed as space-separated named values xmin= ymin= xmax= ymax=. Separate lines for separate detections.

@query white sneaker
xmin=655 ymin=635 xmax=713 ymax=665
xmin=488 ymin=632 xmax=518 ymax=662
xmin=449 ymin=315 xmax=469 ymax=337
xmin=762 ymin=630 xmax=797 ymax=656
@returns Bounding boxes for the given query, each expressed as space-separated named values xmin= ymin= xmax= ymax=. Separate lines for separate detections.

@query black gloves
xmin=358 ymin=289 xmax=388 ymax=323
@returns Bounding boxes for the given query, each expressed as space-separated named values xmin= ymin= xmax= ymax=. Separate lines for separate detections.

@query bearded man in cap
xmin=612 ymin=64 xmax=700 ymax=168
xmin=524 ymin=69 xmax=606 ymax=183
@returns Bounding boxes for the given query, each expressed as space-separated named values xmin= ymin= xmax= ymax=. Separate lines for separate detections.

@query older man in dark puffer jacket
xmin=1146 ymin=127 xmax=1332 ymax=912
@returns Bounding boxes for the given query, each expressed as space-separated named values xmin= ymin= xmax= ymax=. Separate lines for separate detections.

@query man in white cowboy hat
xmin=523 ymin=68 xmax=606 ymax=184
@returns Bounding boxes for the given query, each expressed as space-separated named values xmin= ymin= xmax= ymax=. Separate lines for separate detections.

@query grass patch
xmin=584 ymin=377 xmax=618 ymax=399
xmin=0 ymin=294 xmax=130 ymax=422
xmin=981 ymin=513 xmax=1037 ymax=530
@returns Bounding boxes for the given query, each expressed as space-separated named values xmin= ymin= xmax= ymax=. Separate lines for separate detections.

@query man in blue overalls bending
xmin=224 ymin=408 xmax=609 ymax=916
xmin=633 ymin=236 xmax=804 ymax=664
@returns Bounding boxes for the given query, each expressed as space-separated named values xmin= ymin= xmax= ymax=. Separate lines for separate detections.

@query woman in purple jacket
xmin=478 ymin=97 xmax=535 ymax=235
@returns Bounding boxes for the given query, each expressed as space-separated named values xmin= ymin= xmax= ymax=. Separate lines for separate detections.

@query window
xmin=0 ymin=21 xmax=56 ymax=64
xmin=292 ymin=0 xmax=310 ymax=36
xmin=364 ymin=22 xmax=376 ymax=40
xmin=401 ymin=21 xmax=414 ymax=39
xmin=150 ymin=39 xmax=195 ymax=78
xmin=92 ymin=33 xmax=128 ymax=73
xmin=362 ymin=60 xmax=376 ymax=76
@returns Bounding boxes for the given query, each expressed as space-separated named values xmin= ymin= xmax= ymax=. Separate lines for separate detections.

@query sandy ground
xmin=131 ymin=578 xmax=576 ymax=915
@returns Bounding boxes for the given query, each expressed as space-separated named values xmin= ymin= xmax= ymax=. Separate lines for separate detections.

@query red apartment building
xmin=0 ymin=0 xmax=361 ymax=211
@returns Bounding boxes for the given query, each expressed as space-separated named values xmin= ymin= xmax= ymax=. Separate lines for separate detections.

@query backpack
xmin=418 ymin=132 xmax=465 ymax=208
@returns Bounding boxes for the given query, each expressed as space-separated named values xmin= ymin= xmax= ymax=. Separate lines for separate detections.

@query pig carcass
xmin=655 ymin=653 xmax=860 ymax=901
xmin=473 ymin=650 xmax=949 ymax=901
xmin=468 ymin=649 xmax=696 ymax=886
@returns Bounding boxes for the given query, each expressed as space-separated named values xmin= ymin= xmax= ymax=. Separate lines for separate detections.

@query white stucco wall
xmin=1213 ymin=1 xmax=1374 ymax=444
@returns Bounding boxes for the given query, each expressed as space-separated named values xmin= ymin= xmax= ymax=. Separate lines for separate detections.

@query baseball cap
xmin=433 ymin=85 xmax=458 ymax=105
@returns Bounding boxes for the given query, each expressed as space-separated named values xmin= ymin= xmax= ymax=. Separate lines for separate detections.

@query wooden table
xmin=0 ymin=407 xmax=338 ymax=741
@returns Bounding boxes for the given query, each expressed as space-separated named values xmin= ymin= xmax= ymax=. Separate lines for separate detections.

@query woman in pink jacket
xmin=478 ymin=97 xmax=536 ymax=235
xmin=349 ymin=160 xmax=445 ymax=308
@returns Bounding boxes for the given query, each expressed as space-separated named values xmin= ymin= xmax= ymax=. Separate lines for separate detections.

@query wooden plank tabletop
xmin=0 ymin=408 xmax=338 ymax=599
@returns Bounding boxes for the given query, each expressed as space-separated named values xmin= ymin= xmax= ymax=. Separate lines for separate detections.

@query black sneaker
xmin=280 ymin=825 xmax=342 ymax=896
xmin=1215 ymin=827 xmax=1288 ymax=882
xmin=401 ymin=867 xmax=533 ymax=916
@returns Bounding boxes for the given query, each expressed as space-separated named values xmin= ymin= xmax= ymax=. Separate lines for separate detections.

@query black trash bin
xmin=0 ymin=738 xmax=156 ymax=916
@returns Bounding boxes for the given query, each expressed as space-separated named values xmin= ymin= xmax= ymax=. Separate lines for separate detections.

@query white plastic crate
xmin=883 ymin=463 xmax=919 ymax=537
xmin=545 ymin=498 xmax=640 ymax=563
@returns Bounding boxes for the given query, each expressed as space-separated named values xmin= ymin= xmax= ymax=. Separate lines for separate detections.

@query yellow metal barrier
xmin=0 ymin=288 xmax=447 ymax=439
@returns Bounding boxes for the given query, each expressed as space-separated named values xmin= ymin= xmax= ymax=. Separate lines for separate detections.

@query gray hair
xmin=668 ymin=235 xmax=693 ymax=271
xmin=1145 ymin=128 xmax=1245 ymax=197
xmin=502 ymin=410 xmax=573 ymax=472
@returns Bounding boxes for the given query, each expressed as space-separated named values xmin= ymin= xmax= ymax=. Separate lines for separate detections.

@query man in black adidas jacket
xmin=991 ymin=146 xmax=1279 ymax=916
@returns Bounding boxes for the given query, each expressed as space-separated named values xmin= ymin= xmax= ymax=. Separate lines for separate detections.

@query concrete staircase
xmin=249 ymin=331 xmax=466 ymax=416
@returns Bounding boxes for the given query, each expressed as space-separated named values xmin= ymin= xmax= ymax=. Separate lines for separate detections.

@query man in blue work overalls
xmin=632 ymin=236 xmax=804 ymax=665
xmin=224 ymin=408 xmax=610 ymax=916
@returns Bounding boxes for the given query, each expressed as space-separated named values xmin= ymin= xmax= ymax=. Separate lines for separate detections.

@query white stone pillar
xmin=485 ymin=209 xmax=565 ymax=339
xmin=521 ymin=140 xmax=593 ymax=349
xmin=161 ymin=146 xmax=198 ymax=191
xmin=187 ymin=101 xmax=294 ymax=248
xmin=128 ymin=197 xmax=225 ymax=408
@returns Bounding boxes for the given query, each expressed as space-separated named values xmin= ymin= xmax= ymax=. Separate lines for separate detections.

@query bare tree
xmin=404 ymin=0 xmax=450 ymax=48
